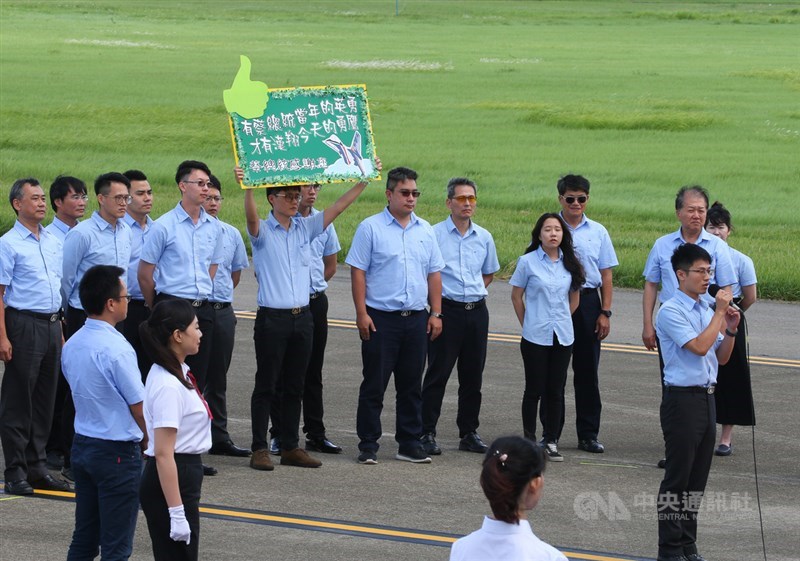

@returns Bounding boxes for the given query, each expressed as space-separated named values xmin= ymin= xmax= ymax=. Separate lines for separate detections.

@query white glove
xmin=168 ymin=504 xmax=191 ymax=544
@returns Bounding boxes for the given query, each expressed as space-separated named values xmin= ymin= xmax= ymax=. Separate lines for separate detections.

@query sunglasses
xmin=397 ymin=189 xmax=421 ymax=198
xmin=452 ymin=195 xmax=477 ymax=204
xmin=562 ymin=195 xmax=588 ymax=204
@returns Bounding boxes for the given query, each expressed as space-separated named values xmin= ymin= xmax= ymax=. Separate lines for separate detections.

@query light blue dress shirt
xmin=656 ymin=290 xmax=723 ymax=387
xmin=62 ymin=211 xmax=132 ymax=310
xmin=122 ymin=213 xmax=153 ymax=300
xmin=211 ymin=220 xmax=249 ymax=303
xmin=643 ymin=228 xmax=736 ymax=304
xmin=0 ymin=221 xmax=62 ymax=313
xmin=306 ymin=207 xmax=341 ymax=294
xmin=44 ymin=216 xmax=72 ymax=244
xmin=250 ymin=210 xmax=324 ymax=309
xmin=140 ymin=203 xmax=223 ymax=300
xmin=62 ymin=319 xmax=145 ymax=441
xmin=561 ymin=213 xmax=618 ymax=289
xmin=345 ymin=207 xmax=445 ymax=312
xmin=509 ymin=247 xmax=575 ymax=346
xmin=450 ymin=516 xmax=568 ymax=561
xmin=730 ymin=247 xmax=757 ymax=298
xmin=433 ymin=216 xmax=499 ymax=302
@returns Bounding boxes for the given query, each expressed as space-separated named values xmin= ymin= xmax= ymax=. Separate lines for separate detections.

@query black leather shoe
xmin=305 ymin=437 xmax=342 ymax=454
xmin=202 ymin=464 xmax=218 ymax=476
xmin=657 ymin=458 xmax=666 ymax=469
xmin=28 ymin=474 xmax=70 ymax=492
xmin=4 ymin=479 xmax=34 ymax=495
xmin=269 ymin=437 xmax=281 ymax=456
xmin=209 ymin=440 xmax=252 ymax=457
xmin=420 ymin=433 xmax=441 ymax=455
xmin=459 ymin=432 xmax=489 ymax=453
xmin=578 ymin=439 xmax=605 ymax=453
xmin=685 ymin=554 xmax=707 ymax=561
xmin=656 ymin=555 xmax=688 ymax=561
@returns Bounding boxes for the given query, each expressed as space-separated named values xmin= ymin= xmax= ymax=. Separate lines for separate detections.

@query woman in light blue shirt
xmin=510 ymin=213 xmax=584 ymax=462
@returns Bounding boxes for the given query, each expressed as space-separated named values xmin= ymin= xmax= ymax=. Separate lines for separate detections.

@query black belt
xmin=7 ymin=307 xmax=62 ymax=323
xmin=390 ymin=309 xmax=425 ymax=317
xmin=665 ymin=385 xmax=716 ymax=394
xmin=211 ymin=302 xmax=231 ymax=310
xmin=259 ymin=305 xmax=310 ymax=316
xmin=309 ymin=291 xmax=326 ymax=300
xmin=580 ymin=287 xmax=599 ymax=295
xmin=442 ymin=298 xmax=485 ymax=311
xmin=160 ymin=294 xmax=209 ymax=308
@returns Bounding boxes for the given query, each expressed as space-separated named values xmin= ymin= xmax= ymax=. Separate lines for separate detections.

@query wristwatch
xmin=599 ymin=309 xmax=612 ymax=318
xmin=430 ymin=311 xmax=444 ymax=319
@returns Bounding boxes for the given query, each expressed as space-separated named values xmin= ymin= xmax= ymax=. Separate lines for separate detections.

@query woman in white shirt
xmin=510 ymin=213 xmax=585 ymax=461
xmin=139 ymin=299 xmax=212 ymax=561
xmin=450 ymin=436 xmax=567 ymax=561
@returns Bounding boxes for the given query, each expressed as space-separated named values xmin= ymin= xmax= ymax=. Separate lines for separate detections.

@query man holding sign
xmin=238 ymin=161 xmax=380 ymax=471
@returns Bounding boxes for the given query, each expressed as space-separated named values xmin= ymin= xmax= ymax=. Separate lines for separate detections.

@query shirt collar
xmin=175 ymin=202 xmax=211 ymax=224
xmin=445 ymin=214 xmax=474 ymax=236
xmin=89 ymin=210 xmax=117 ymax=231
xmin=84 ymin=317 xmax=125 ymax=336
xmin=12 ymin=220 xmax=44 ymax=240
xmin=480 ymin=516 xmax=532 ymax=535
xmin=559 ymin=210 xmax=587 ymax=230
xmin=674 ymin=288 xmax=708 ymax=313
xmin=535 ymin=246 xmax=563 ymax=262
xmin=51 ymin=216 xmax=73 ymax=234
xmin=674 ymin=227 xmax=714 ymax=244
xmin=123 ymin=212 xmax=152 ymax=230
xmin=382 ymin=206 xmax=418 ymax=227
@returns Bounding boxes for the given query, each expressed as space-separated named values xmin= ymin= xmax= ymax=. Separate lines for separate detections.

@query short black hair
xmin=208 ymin=174 xmax=221 ymax=191
xmin=175 ymin=160 xmax=211 ymax=184
xmin=123 ymin=169 xmax=148 ymax=182
xmin=446 ymin=177 xmax=477 ymax=199
xmin=386 ymin=166 xmax=418 ymax=191
xmin=9 ymin=178 xmax=40 ymax=215
xmin=557 ymin=174 xmax=590 ymax=196
xmin=94 ymin=172 xmax=131 ymax=196
xmin=675 ymin=185 xmax=709 ymax=211
xmin=79 ymin=265 xmax=125 ymax=315
xmin=671 ymin=243 xmax=712 ymax=274
xmin=706 ymin=201 xmax=732 ymax=230
xmin=49 ymin=176 xmax=87 ymax=212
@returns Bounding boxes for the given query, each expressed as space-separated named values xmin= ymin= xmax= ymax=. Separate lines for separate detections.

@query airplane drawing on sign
xmin=322 ymin=132 xmax=367 ymax=176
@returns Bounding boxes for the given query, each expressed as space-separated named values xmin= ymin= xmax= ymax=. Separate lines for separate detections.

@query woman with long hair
xmin=706 ymin=201 xmax=757 ymax=456
xmin=510 ymin=213 xmax=584 ymax=461
xmin=139 ymin=299 xmax=211 ymax=561
xmin=450 ymin=436 xmax=567 ymax=560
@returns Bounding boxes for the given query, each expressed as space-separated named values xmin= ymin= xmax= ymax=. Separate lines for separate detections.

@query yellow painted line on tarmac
xmin=235 ymin=311 xmax=800 ymax=369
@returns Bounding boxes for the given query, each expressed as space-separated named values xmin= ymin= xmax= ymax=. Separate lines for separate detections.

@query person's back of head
xmin=138 ymin=299 xmax=196 ymax=388
xmin=480 ymin=436 xmax=546 ymax=524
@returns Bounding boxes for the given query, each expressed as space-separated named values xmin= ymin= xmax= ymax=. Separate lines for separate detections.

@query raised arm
xmin=322 ymin=157 xmax=381 ymax=229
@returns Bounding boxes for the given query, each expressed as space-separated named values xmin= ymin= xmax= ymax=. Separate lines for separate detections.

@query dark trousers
xmin=271 ymin=293 xmax=329 ymax=441
xmin=45 ymin=355 xmax=69 ymax=459
xmin=121 ymin=299 xmax=151 ymax=381
xmin=0 ymin=309 xmax=61 ymax=482
xmin=251 ymin=307 xmax=313 ymax=452
xmin=155 ymin=294 xmax=215 ymax=392
xmin=207 ymin=304 xmax=235 ymax=443
xmin=657 ymin=388 xmax=716 ymax=558
xmin=421 ymin=300 xmax=489 ymax=437
xmin=140 ymin=454 xmax=203 ymax=561
xmin=356 ymin=308 xmax=428 ymax=452
xmin=67 ymin=435 xmax=142 ymax=561
xmin=569 ymin=289 xmax=603 ymax=440
xmin=520 ymin=335 xmax=572 ymax=443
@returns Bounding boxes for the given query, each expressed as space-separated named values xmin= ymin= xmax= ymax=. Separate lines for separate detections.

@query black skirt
xmin=714 ymin=312 xmax=755 ymax=426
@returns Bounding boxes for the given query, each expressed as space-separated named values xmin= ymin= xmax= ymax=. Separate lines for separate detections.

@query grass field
xmin=1 ymin=1 xmax=798 ymax=299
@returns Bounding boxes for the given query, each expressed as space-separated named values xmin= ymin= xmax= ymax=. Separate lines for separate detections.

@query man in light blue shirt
xmin=420 ymin=177 xmax=499 ymax=457
xmin=62 ymin=172 xmax=133 ymax=337
xmin=346 ymin=166 xmax=445 ymax=465
xmin=268 ymin=181 xmax=344 ymax=456
xmin=654 ymin=244 xmax=738 ymax=561
xmin=202 ymin=175 xmax=251 ymax=458
xmin=242 ymin=163 xmax=374 ymax=471
xmin=45 ymin=175 xmax=88 ymax=244
xmin=62 ymin=264 xmax=146 ymax=561
xmin=0 ymin=178 xmax=68 ymax=496
xmin=121 ymin=169 xmax=154 ymax=380
xmin=554 ymin=174 xmax=618 ymax=454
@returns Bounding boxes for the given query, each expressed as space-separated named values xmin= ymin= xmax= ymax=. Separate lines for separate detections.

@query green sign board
xmin=227 ymin=79 xmax=380 ymax=188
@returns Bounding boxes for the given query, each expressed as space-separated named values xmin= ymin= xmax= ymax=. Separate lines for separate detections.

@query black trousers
xmin=569 ymin=289 xmax=603 ymax=441
xmin=520 ymin=335 xmax=572 ymax=443
xmin=251 ymin=307 xmax=313 ymax=452
xmin=0 ymin=309 xmax=61 ymax=482
xmin=140 ymin=454 xmax=203 ymax=561
xmin=207 ymin=304 xmax=235 ymax=444
xmin=271 ymin=293 xmax=329 ymax=441
xmin=121 ymin=299 xmax=152 ymax=381
xmin=357 ymin=308 xmax=428 ymax=452
xmin=657 ymin=388 xmax=716 ymax=558
xmin=421 ymin=300 xmax=489 ymax=438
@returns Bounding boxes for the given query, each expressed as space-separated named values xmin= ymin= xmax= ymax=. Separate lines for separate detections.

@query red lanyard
xmin=186 ymin=371 xmax=213 ymax=420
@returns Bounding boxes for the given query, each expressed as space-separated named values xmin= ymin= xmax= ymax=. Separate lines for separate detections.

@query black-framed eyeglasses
xmin=183 ymin=179 xmax=212 ymax=188
xmin=112 ymin=294 xmax=133 ymax=302
xmin=562 ymin=195 xmax=588 ymax=204
xmin=398 ymin=189 xmax=421 ymax=198
xmin=107 ymin=194 xmax=132 ymax=205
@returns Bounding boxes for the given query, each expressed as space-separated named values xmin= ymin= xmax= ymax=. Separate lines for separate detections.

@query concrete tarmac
xmin=2 ymin=270 xmax=798 ymax=561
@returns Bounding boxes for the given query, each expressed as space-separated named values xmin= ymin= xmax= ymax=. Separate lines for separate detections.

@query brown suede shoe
xmin=280 ymin=448 xmax=322 ymax=468
xmin=250 ymin=449 xmax=274 ymax=471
